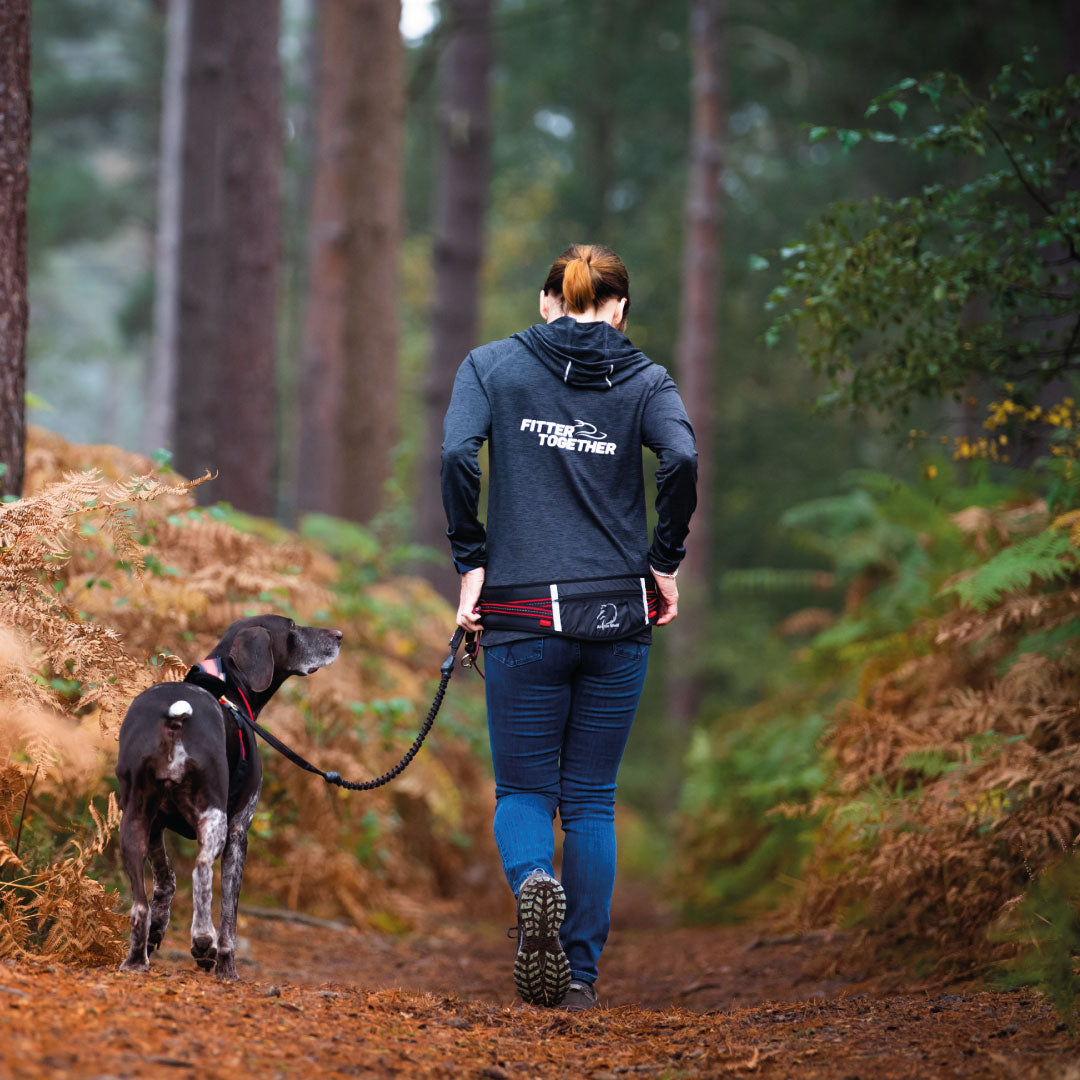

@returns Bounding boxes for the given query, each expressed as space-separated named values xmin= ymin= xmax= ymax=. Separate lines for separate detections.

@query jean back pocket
xmin=484 ymin=638 xmax=545 ymax=667
xmin=612 ymin=640 xmax=649 ymax=661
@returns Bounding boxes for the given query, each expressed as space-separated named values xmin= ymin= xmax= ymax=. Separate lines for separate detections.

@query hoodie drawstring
xmin=564 ymin=360 xmax=572 ymax=383
xmin=605 ymin=364 xmax=613 ymax=388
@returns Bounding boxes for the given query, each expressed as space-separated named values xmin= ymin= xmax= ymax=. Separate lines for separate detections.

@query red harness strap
xmin=193 ymin=658 xmax=248 ymax=760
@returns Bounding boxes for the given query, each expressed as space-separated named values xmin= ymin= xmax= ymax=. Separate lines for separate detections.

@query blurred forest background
xmin=4 ymin=0 xmax=1080 ymax=1002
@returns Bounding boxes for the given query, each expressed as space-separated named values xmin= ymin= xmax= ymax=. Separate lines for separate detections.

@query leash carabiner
xmin=460 ymin=631 xmax=477 ymax=665
xmin=459 ymin=630 xmax=483 ymax=679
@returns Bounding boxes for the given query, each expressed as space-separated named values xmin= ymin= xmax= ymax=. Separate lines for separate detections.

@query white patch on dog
xmin=168 ymin=699 xmax=193 ymax=719
xmin=162 ymin=739 xmax=189 ymax=782
xmin=191 ymin=808 xmax=228 ymax=953
xmin=197 ymin=808 xmax=227 ymax=860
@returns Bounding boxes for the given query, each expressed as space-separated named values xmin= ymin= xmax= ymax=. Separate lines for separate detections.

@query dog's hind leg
xmin=118 ymin=811 xmax=151 ymax=973
xmin=146 ymin=824 xmax=175 ymax=955
xmin=214 ymin=787 xmax=259 ymax=980
xmin=190 ymin=807 xmax=227 ymax=971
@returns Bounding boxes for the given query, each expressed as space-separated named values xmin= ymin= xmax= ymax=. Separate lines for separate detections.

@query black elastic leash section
xmin=242 ymin=627 xmax=474 ymax=792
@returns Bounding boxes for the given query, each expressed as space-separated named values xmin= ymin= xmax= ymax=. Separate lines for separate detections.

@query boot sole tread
xmin=513 ymin=876 xmax=571 ymax=1006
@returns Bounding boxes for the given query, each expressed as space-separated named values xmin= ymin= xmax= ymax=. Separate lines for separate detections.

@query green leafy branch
xmin=756 ymin=53 xmax=1080 ymax=421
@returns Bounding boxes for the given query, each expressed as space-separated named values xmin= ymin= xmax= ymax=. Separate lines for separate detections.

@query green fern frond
xmin=942 ymin=530 xmax=1075 ymax=612
xmin=721 ymin=568 xmax=834 ymax=593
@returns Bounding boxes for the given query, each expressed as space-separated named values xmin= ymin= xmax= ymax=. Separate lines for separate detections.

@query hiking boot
xmin=558 ymin=980 xmax=598 ymax=1011
xmin=512 ymin=870 xmax=571 ymax=1006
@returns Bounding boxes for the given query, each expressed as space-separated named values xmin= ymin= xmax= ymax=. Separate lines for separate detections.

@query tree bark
xmin=0 ymin=0 xmax=30 ymax=499
xmin=418 ymin=0 xmax=493 ymax=592
xmin=668 ymin=0 xmax=725 ymax=729
xmin=144 ymin=0 xmax=189 ymax=456
xmin=173 ymin=0 xmax=281 ymax=517
xmin=215 ymin=0 xmax=282 ymax=516
xmin=174 ymin=0 xmax=226 ymax=491
xmin=580 ymin=1 xmax=616 ymax=237
xmin=297 ymin=0 xmax=403 ymax=524
xmin=338 ymin=0 xmax=403 ymax=523
xmin=296 ymin=0 xmax=348 ymax=517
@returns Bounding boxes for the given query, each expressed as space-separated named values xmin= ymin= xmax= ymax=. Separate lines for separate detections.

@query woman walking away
xmin=441 ymin=244 xmax=697 ymax=1010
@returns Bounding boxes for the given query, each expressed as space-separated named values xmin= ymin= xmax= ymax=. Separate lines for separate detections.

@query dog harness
xmin=187 ymin=658 xmax=248 ymax=760
xmin=479 ymin=575 xmax=658 ymax=641
xmin=183 ymin=658 xmax=260 ymax=816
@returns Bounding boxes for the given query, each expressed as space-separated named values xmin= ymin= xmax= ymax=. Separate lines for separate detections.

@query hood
xmin=513 ymin=317 xmax=652 ymax=390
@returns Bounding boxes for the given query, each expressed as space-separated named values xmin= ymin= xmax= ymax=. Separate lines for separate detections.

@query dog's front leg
xmin=118 ymin=811 xmax=151 ymax=972
xmin=190 ymin=807 xmax=227 ymax=971
xmin=214 ymin=787 xmax=259 ymax=980
xmin=214 ymin=827 xmax=248 ymax=980
xmin=147 ymin=826 xmax=175 ymax=954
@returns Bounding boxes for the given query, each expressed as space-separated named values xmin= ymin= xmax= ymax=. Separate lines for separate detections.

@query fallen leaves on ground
xmin=0 ymin=901 xmax=1074 ymax=1079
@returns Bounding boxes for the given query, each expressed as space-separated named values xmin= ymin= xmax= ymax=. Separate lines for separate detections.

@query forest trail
xmin=0 ymin=883 xmax=1074 ymax=1080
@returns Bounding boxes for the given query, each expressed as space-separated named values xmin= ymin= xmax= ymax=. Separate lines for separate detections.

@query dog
xmin=115 ymin=614 xmax=342 ymax=979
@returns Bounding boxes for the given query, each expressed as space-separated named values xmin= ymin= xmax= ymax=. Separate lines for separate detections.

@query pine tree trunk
xmin=580 ymin=2 xmax=615 ymax=237
xmin=0 ymin=0 xmax=30 ymax=499
xmin=173 ymin=0 xmax=280 ymax=517
xmin=296 ymin=0 xmax=348 ymax=517
xmin=418 ymin=0 xmax=493 ymax=591
xmin=144 ymin=0 xmax=189 ymax=456
xmin=215 ymin=0 xmax=281 ymax=517
xmin=174 ymin=0 xmax=226 ymax=491
xmin=337 ymin=0 xmax=403 ymax=523
xmin=297 ymin=0 xmax=403 ymax=524
xmin=668 ymin=0 xmax=725 ymax=729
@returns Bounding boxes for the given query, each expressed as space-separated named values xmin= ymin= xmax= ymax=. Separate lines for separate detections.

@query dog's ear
xmin=228 ymin=627 xmax=274 ymax=692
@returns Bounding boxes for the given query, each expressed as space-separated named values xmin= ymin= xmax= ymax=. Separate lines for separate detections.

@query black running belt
xmin=479 ymin=575 xmax=657 ymax=641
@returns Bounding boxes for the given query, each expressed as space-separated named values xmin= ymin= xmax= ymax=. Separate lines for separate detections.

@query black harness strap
xmin=184 ymin=663 xmax=255 ymax=815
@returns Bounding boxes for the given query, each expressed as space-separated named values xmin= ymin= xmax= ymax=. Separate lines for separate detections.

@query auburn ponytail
xmin=542 ymin=243 xmax=631 ymax=321
xmin=562 ymin=256 xmax=596 ymax=312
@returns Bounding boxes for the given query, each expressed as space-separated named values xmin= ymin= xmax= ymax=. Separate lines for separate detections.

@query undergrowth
xmin=679 ymin=463 xmax=1080 ymax=1025
xmin=0 ymin=429 xmax=494 ymax=967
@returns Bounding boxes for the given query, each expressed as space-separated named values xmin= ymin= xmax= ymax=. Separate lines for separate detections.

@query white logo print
xmin=572 ymin=420 xmax=607 ymax=442
xmin=596 ymin=603 xmax=620 ymax=632
xmin=520 ymin=417 xmax=617 ymax=455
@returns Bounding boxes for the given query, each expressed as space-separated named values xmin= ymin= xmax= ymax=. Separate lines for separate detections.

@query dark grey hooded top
xmin=441 ymin=317 xmax=697 ymax=623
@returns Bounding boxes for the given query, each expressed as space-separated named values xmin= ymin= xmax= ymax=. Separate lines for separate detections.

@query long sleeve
xmin=441 ymin=354 xmax=492 ymax=571
xmin=641 ymin=375 xmax=698 ymax=573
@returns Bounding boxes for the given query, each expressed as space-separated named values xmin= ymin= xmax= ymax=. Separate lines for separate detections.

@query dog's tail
xmin=163 ymin=698 xmax=193 ymax=734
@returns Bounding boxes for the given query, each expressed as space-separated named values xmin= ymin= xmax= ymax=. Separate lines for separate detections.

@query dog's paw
xmin=191 ymin=933 xmax=217 ymax=971
xmin=214 ymin=952 xmax=239 ymax=981
xmin=119 ymin=955 xmax=150 ymax=974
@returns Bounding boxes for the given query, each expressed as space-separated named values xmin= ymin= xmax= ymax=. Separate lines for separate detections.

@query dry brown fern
xmin=798 ymin=559 xmax=1080 ymax=967
xmin=0 ymin=462 xmax=210 ymax=732
xmin=0 ymin=793 xmax=126 ymax=966
xmin=2 ymin=429 xmax=499 ymax=968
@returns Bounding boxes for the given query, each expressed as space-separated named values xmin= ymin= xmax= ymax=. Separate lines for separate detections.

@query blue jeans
xmin=483 ymin=635 xmax=649 ymax=985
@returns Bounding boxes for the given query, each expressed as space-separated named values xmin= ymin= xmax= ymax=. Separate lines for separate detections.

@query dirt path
xmin=0 ymin=889 xmax=1075 ymax=1079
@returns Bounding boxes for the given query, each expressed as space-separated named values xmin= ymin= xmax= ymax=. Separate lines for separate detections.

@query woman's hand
xmin=456 ymin=567 xmax=485 ymax=633
xmin=650 ymin=568 xmax=679 ymax=625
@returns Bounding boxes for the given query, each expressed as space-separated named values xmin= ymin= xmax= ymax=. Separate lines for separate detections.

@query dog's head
xmin=220 ymin=615 xmax=342 ymax=693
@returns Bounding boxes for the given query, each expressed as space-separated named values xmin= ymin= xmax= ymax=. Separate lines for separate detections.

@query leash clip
xmin=461 ymin=631 xmax=478 ymax=668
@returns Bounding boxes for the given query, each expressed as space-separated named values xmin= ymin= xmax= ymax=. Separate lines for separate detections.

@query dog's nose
xmin=333 ymin=630 xmax=343 ymax=640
